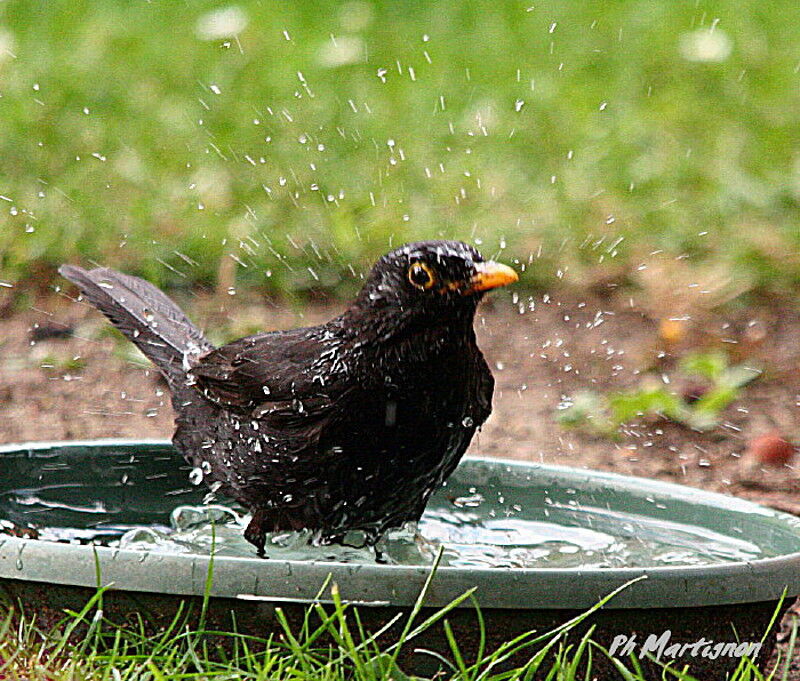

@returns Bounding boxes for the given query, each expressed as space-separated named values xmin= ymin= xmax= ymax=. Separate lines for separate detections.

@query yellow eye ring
xmin=407 ymin=262 xmax=436 ymax=290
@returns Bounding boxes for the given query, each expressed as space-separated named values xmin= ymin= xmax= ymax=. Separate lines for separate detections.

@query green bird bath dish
xmin=0 ymin=440 xmax=798 ymax=677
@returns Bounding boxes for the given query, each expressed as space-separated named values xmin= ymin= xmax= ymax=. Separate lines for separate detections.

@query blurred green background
xmin=1 ymin=0 xmax=799 ymax=300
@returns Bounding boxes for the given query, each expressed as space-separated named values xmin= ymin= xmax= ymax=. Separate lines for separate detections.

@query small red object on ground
xmin=747 ymin=432 xmax=796 ymax=467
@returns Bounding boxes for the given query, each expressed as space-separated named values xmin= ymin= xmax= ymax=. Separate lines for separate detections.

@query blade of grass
xmin=385 ymin=545 xmax=446 ymax=669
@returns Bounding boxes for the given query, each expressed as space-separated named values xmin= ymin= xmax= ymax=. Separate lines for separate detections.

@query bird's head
xmin=348 ymin=240 xmax=518 ymax=340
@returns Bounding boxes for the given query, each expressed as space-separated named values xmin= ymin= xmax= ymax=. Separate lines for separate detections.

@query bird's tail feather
xmin=59 ymin=265 xmax=214 ymax=384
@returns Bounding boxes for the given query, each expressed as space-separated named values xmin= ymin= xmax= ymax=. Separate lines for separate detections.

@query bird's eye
xmin=407 ymin=262 xmax=435 ymax=290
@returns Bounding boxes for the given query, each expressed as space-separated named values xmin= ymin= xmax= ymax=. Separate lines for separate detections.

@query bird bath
xmin=0 ymin=439 xmax=798 ymax=677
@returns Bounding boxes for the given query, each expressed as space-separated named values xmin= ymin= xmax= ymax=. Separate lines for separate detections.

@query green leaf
xmin=366 ymin=653 xmax=416 ymax=681
xmin=608 ymin=388 xmax=686 ymax=423
xmin=679 ymin=350 xmax=729 ymax=381
xmin=721 ymin=365 xmax=761 ymax=389
xmin=556 ymin=391 xmax=608 ymax=428
xmin=692 ymin=384 xmax=739 ymax=415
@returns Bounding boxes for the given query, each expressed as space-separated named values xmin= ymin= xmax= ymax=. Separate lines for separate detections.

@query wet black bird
xmin=59 ymin=241 xmax=517 ymax=556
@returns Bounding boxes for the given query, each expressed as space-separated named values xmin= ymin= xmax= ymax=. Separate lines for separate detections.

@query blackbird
xmin=59 ymin=241 xmax=517 ymax=556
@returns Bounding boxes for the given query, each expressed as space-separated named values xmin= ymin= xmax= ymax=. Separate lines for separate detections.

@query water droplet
xmin=452 ymin=493 xmax=484 ymax=508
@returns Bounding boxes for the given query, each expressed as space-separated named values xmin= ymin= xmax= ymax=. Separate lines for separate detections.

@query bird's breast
xmin=338 ymin=343 xmax=486 ymax=446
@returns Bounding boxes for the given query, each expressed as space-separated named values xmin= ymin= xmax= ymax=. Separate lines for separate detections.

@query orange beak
xmin=464 ymin=261 xmax=519 ymax=294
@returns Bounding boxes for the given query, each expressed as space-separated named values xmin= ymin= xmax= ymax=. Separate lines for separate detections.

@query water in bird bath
xmin=0 ymin=442 xmax=774 ymax=569
xmin=109 ymin=497 xmax=764 ymax=568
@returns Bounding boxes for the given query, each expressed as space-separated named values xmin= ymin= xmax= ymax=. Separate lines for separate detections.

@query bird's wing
xmin=188 ymin=327 xmax=343 ymax=414
xmin=472 ymin=346 xmax=494 ymax=425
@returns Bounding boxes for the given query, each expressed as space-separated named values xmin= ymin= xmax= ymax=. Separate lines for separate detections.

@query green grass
xmin=0 ymin=552 xmax=794 ymax=680
xmin=0 ymin=579 xmax=793 ymax=681
xmin=1 ymin=0 xmax=800 ymax=299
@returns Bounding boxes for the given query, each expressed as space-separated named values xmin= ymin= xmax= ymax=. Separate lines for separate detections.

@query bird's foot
xmin=244 ymin=511 xmax=268 ymax=559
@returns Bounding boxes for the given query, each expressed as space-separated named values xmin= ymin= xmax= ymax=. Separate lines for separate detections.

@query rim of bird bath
xmin=0 ymin=439 xmax=798 ymax=611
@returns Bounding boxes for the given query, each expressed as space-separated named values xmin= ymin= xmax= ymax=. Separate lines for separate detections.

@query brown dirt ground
xmin=1 ymin=288 xmax=799 ymax=674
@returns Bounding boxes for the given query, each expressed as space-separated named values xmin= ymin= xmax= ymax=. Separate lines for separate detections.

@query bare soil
xmin=1 ymin=288 xmax=799 ymax=673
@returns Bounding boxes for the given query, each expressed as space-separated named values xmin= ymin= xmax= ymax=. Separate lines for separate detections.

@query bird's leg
xmin=244 ymin=509 xmax=268 ymax=559
xmin=373 ymin=547 xmax=388 ymax=564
